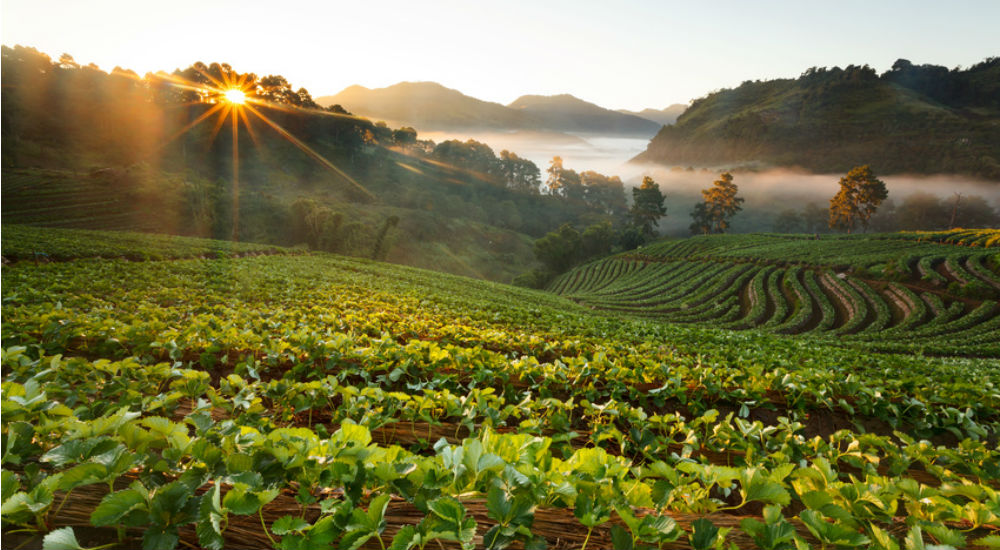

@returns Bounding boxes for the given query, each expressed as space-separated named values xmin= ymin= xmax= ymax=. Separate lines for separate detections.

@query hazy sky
xmin=2 ymin=0 xmax=998 ymax=111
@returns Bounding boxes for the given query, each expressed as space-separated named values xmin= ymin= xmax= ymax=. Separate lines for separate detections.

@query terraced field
xmin=1 ymin=169 xmax=167 ymax=232
xmin=549 ymin=231 xmax=1000 ymax=356
xmin=3 ymin=226 xmax=1000 ymax=550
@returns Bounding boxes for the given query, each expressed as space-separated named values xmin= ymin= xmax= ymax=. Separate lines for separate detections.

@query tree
xmin=896 ymin=192 xmax=946 ymax=230
xmin=630 ymin=176 xmax=667 ymax=237
xmin=533 ymin=223 xmax=581 ymax=274
xmin=498 ymin=150 xmax=541 ymax=194
xmin=694 ymin=172 xmax=744 ymax=234
xmin=689 ymin=202 xmax=712 ymax=235
xmin=546 ymin=156 xmax=583 ymax=201
xmin=829 ymin=165 xmax=888 ymax=233
xmin=392 ymin=127 xmax=417 ymax=149
xmin=773 ymin=209 xmax=802 ymax=233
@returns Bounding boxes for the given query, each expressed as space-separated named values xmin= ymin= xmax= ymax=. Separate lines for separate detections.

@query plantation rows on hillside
xmin=2 ymin=227 xmax=999 ymax=550
xmin=549 ymin=232 xmax=1000 ymax=356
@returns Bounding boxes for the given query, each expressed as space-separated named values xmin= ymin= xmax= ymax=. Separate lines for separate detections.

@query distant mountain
xmin=618 ymin=104 xmax=688 ymax=126
xmin=632 ymin=58 xmax=1000 ymax=180
xmin=316 ymin=81 xmax=535 ymax=131
xmin=317 ymin=83 xmax=661 ymax=137
xmin=507 ymin=94 xmax=661 ymax=136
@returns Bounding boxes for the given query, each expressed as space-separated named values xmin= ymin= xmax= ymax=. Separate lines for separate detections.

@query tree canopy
xmin=690 ymin=172 xmax=743 ymax=234
xmin=630 ymin=176 xmax=667 ymax=237
xmin=829 ymin=165 xmax=888 ymax=233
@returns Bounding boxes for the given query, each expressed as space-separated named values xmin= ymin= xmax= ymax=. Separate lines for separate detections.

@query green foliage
xmin=692 ymin=172 xmax=744 ymax=234
xmin=635 ymin=58 xmax=1000 ymax=180
xmin=829 ymin=165 xmax=889 ymax=233
xmin=630 ymin=176 xmax=667 ymax=237
xmin=2 ymin=227 xmax=1000 ymax=550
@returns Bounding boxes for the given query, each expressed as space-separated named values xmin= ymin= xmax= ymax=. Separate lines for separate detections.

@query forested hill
xmin=318 ymin=82 xmax=662 ymax=136
xmin=632 ymin=58 xmax=1000 ymax=180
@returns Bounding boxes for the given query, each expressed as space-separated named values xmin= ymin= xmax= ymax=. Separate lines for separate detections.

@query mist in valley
xmin=423 ymin=127 xmax=1000 ymax=237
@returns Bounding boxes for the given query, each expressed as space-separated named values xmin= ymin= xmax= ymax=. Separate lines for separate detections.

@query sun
xmin=223 ymin=88 xmax=247 ymax=105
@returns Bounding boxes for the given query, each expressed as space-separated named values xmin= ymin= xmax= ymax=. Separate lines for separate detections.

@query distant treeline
xmin=634 ymin=58 xmax=1000 ymax=180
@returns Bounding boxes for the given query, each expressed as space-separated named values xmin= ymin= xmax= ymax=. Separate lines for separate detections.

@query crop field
xmin=549 ymin=232 xmax=1000 ymax=357
xmin=2 ymin=226 xmax=1000 ymax=550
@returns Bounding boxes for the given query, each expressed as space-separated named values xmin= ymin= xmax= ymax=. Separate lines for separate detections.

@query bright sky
xmin=2 ymin=0 xmax=998 ymax=111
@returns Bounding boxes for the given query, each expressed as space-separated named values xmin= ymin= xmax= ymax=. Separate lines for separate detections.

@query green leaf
xmin=57 ymin=463 xmax=108 ymax=491
xmin=388 ymin=525 xmax=417 ymax=550
xmin=222 ymin=486 xmax=256 ymax=515
xmin=689 ymin=518 xmax=720 ymax=550
xmin=91 ymin=488 xmax=146 ymax=526
xmin=143 ymin=527 xmax=180 ymax=550
xmin=487 ymin=486 xmax=511 ymax=523
xmin=2 ymin=470 xmax=20 ymax=502
xmin=870 ymin=524 xmax=901 ymax=550
xmin=197 ymin=484 xmax=225 ymax=550
xmin=366 ymin=493 xmax=391 ymax=532
xmin=610 ymin=524 xmax=634 ymax=550
xmin=272 ymin=515 xmax=310 ymax=535
xmin=41 ymin=527 xmax=85 ymax=550
xmin=924 ymin=524 xmax=965 ymax=548
xmin=973 ymin=535 xmax=1000 ymax=549
xmin=799 ymin=490 xmax=833 ymax=510
xmin=483 ymin=525 xmax=513 ymax=550
xmin=905 ymin=526 xmax=926 ymax=550
xmin=743 ymin=469 xmax=791 ymax=506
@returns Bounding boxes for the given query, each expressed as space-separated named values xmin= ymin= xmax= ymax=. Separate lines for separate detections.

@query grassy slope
xmin=634 ymin=71 xmax=1000 ymax=178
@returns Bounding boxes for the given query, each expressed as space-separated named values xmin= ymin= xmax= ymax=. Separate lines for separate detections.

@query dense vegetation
xmin=633 ymin=58 xmax=1000 ymax=180
xmin=550 ymin=230 xmax=1000 ymax=357
xmin=0 ymin=46 xmax=636 ymax=282
xmin=3 ymin=226 xmax=999 ymax=549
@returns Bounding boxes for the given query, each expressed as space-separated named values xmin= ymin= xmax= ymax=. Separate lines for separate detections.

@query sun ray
xmin=231 ymin=104 xmax=240 ymax=241
xmin=244 ymin=103 xmax=375 ymax=200
xmin=237 ymin=107 xmax=260 ymax=148
xmin=158 ymin=102 xmax=227 ymax=149
xmin=207 ymin=104 xmax=233 ymax=144
xmin=192 ymin=64 xmax=226 ymax=90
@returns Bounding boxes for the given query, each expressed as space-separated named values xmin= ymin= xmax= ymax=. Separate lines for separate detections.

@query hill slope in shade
xmin=318 ymin=82 xmax=661 ymax=136
xmin=618 ymin=104 xmax=688 ymax=126
xmin=632 ymin=59 xmax=1000 ymax=180
xmin=316 ymin=81 xmax=537 ymax=131
xmin=507 ymin=94 xmax=661 ymax=136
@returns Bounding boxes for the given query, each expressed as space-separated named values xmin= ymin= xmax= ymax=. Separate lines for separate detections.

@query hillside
xmin=507 ymin=94 xmax=661 ymax=136
xmin=618 ymin=103 xmax=688 ymax=126
xmin=318 ymin=82 xmax=661 ymax=136
xmin=317 ymin=81 xmax=538 ymax=131
xmin=549 ymin=230 xmax=1000 ymax=356
xmin=3 ymin=225 xmax=999 ymax=550
xmin=633 ymin=58 xmax=1000 ymax=180
xmin=0 ymin=47 xmax=637 ymax=283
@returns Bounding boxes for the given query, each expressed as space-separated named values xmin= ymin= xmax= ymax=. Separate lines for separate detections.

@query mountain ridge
xmin=317 ymin=82 xmax=663 ymax=137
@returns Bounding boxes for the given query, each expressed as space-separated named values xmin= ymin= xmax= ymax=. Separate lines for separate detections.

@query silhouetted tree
xmin=533 ymin=223 xmax=581 ymax=273
xmin=773 ymin=209 xmax=802 ymax=233
xmin=829 ymin=165 xmax=888 ymax=233
xmin=546 ymin=156 xmax=583 ymax=201
xmin=630 ymin=176 xmax=666 ymax=237
xmin=498 ymin=150 xmax=541 ymax=194
xmin=694 ymin=172 xmax=744 ymax=233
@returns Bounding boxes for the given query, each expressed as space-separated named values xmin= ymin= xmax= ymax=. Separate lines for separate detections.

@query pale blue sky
xmin=2 ymin=0 xmax=998 ymax=110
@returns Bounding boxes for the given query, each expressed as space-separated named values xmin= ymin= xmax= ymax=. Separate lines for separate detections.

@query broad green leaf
xmin=689 ymin=518 xmax=720 ymax=550
xmin=142 ymin=527 xmax=180 ymax=550
xmin=1 ymin=470 xmax=20 ymax=502
xmin=41 ymin=527 xmax=85 ymax=550
xmin=272 ymin=515 xmax=311 ymax=535
xmin=91 ymin=488 xmax=146 ymax=526
xmin=196 ymin=484 xmax=225 ymax=550
xmin=610 ymin=524 xmax=633 ymax=550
